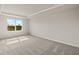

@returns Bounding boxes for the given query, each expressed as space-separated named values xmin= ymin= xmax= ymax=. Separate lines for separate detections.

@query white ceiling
xmin=0 ymin=4 xmax=79 ymax=18
xmin=0 ymin=4 xmax=54 ymax=17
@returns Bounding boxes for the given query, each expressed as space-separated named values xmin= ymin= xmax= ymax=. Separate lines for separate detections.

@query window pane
xmin=16 ymin=19 xmax=23 ymax=31
xmin=8 ymin=26 xmax=15 ymax=31
xmin=7 ymin=18 xmax=15 ymax=31
xmin=7 ymin=18 xmax=15 ymax=26
xmin=16 ymin=26 xmax=22 ymax=30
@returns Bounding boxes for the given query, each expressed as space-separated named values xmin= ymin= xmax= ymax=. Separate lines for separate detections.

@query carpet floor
xmin=0 ymin=35 xmax=79 ymax=55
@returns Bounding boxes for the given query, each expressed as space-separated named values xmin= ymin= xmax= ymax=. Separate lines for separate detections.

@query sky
xmin=7 ymin=18 xmax=23 ymax=25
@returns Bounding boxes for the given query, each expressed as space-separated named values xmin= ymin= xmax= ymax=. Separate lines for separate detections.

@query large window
xmin=7 ymin=18 xmax=23 ymax=31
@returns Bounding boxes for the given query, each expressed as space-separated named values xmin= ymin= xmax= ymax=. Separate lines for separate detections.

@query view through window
xmin=7 ymin=18 xmax=23 ymax=31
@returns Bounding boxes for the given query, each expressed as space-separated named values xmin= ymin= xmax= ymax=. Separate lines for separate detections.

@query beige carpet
xmin=0 ymin=35 xmax=79 ymax=55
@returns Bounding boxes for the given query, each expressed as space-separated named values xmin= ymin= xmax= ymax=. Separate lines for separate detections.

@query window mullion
xmin=15 ymin=19 xmax=16 ymax=31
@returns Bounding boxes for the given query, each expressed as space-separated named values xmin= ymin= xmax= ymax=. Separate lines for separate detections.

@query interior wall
xmin=29 ymin=5 xmax=79 ymax=47
xmin=0 ymin=15 xmax=29 ymax=39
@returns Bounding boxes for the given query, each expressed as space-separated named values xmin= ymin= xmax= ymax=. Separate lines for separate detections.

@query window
xmin=7 ymin=18 xmax=23 ymax=31
xmin=16 ymin=19 xmax=23 ymax=31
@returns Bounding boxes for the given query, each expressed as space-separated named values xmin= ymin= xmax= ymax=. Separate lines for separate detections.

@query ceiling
xmin=0 ymin=4 xmax=79 ymax=18
xmin=0 ymin=4 xmax=54 ymax=17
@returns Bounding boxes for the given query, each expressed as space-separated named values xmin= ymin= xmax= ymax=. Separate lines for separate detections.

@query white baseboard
xmin=31 ymin=33 xmax=79 ymax=48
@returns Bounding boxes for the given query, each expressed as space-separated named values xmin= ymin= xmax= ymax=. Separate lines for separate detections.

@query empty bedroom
xmin=0 ymin=4 xmax=79 ymax=55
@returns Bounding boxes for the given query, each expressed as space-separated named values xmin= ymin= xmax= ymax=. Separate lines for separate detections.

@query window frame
xmin=7 ymin=17 xmax=23 ymax=32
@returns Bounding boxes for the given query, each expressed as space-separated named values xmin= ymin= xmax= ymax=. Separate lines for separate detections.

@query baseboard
xmin=30 ymin=33 xmax=79 ymax=48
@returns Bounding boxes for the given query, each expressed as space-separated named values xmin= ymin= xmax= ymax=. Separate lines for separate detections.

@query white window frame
xmin=7 ymin=18 xmax=23 ymax=32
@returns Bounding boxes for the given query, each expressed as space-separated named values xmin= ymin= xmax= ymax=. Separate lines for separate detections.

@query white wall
xmin=29 ymin=5 xmax=79 ymax=47
xmin=0 ymin=15 xmax=29 ymax=39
